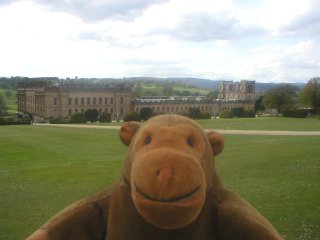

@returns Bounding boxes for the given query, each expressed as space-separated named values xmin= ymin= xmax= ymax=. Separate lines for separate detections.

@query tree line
xmin=255 ymin=77 xmax=320 ymax=115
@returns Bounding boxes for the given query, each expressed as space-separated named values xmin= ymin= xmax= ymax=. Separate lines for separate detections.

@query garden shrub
xmin=283 ymin=110 xmax=307 ymax=118
xmin=219 ymin=110 xmax=233 ymax=118
xmin=49 ymin=117 xmax=70 ymax=124
xmin=188 ymin=108 xmax=201 ymax=119
xmin=199 ymin=112 xmax=211 ymax=119
xmin=8 ymin=119 xmax=32 ymax=125
xmin=0 ymin=117 xmax=31 ymax=125
xmin=84 ymin=109 xmax=99 ymax=122
xmin=99 ymin=112 xmax=111 ymax=123
xmin=140 ymin=107 xmax=153 ymax=121
xmin=231 ymin=107 xmax=244 ymax=117
xmin=70 ymin=112 xmax=86 ymax=123
xmin=0 ymin=117 xmax=7 ymax=125
xmin=124 ymin=112 xmax=141 ymax=122
xmin=177 ymin=112 xmax=188 ymax=117
xmin=242 ymin=110 xmax=256 ymax=118
xmin=229 ymin=108 xmax=255 ymax=118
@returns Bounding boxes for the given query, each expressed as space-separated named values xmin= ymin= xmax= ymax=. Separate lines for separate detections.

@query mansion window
xmin=81 ymin=97 xmax=84 ymax=105
xmin=87 ymin=98 xmax=91 ymax=105
xmin=247 ymin=85 xmax=253 ymax=92
xmin=229 ymin=85 xmax=235 ymax=91
xmin=99 ymin=97 xmax=102 ymax=104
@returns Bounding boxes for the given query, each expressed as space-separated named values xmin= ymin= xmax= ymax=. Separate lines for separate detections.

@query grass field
xmin=173 ymin=85 xmax=209 ymax=95
xmin=140 ymin=83 xmax=209 ymax=96
xmin=98 ymin=116 xmax=320 ymax=131
xmin=198 ymin=117 xmax=320 ymax=131
xmin=0 ymin=124 xmax=319 ymax=239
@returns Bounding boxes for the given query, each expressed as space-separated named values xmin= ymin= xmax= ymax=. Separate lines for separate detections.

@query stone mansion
xmin=17 ymin=80 xmax=255 ymax=120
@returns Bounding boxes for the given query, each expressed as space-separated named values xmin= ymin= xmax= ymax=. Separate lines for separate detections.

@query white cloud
xmin=233 ymin=40 xmax=320 ymax=82
xmin=0 ymin=0 xmax=319 ymax=82
xmin=20 ymin=0 xmax=169 ymax=21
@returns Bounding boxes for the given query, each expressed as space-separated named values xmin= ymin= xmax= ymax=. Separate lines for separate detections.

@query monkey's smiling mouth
xmin=135 ymin=185 xmax=201 ymax=203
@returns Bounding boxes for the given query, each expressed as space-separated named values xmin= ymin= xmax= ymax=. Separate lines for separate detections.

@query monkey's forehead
xmin=144 ymin=114 xmax=202 ymax=128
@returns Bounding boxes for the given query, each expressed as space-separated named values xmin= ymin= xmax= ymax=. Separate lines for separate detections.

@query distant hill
xmin=124 ymin=77 xmax=305 ymax=93
xmin=0 ymin=76 xmax=306 ymax=94
xmin=255 ymin=82 xmax=305 ymax=93
xmin=159 ymin=78 xmax=305 ymax=93
xmin=121 ymin=77 xmax=219 ymax=89
xmin=165 ymin=78 xmax=220 ymax=89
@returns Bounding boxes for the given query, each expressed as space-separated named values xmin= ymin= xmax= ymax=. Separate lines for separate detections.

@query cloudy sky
xmin=0 ymin=0 xmax=319 ymax=83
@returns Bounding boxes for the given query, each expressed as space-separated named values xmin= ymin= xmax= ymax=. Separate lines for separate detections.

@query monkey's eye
xmin=144 ymin=135 xmax=152 ymax=145
xmin=187 ymin=137 xmax=194 ymax=148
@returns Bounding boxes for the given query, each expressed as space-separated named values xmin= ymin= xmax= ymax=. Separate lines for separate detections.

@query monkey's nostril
xmin=156 ymin=168 xmax=174 ymax=181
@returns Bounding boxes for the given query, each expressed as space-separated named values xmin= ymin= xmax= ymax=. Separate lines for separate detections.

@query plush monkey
xmin=27 ymin=114 xmax=283 ymax=240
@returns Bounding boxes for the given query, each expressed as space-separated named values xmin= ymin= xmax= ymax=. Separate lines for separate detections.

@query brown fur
xmin=27 ymin=114 xmax=283 ymax=240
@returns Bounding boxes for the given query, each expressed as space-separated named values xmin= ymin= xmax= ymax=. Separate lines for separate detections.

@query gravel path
xmin=34 ymin=123 xmax=320 ymax=136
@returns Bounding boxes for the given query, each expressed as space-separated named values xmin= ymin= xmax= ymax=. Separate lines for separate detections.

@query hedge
xmin=124 ymin=112 xmax=141 ymax=122
xmin=283 ymin=110 xmax=307 ymax=118
xmin=0 ymin=117 xmax=31 ymax=125
xmin=219 ymin=110 xmax=233 ymax=118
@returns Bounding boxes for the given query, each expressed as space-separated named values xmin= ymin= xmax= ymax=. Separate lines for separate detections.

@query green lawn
xmin=97 ymin=117 xmax=320 ymax=131
xmin=0 ymin=126 xmax=127 ymax=239
xmin=0 ymin=125 xmax=319 ymax=239
xmin=197 ymin=117 xmax=320 ymax=131
xmin=217 ymin=135 xmax=320 ymax=240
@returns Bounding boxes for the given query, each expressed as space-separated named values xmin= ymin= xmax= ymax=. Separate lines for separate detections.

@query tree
xmin=182 ymin=90 xmax=191 ymax=96
xmin=219 ymin=110 xmax=233 ymax=118
xmin=254 ymin=95 xmax=265 ymax=112
xmin=133 ymin=82 xmax=143 ymax=97
xmin=163 ymin=83 xmax=173 ymax=96
xmin=5 ymin=90 xmax=12 ymax=98
xmin=262 ymin=84 xmax=296 ymax=113
xmin=206 ymin=90 xmax=218 ymax=100
xmin=70 ymin=112 xmax=86 ymax=123
xmin=231 ymin=107 xmax=244 ymax=117
xmin=84 ymin=109 xmax=99 ymax=122
xmin=124 ymin=112 xmax=141 ymax=122
xmin=99 ymin=112 xmax=111 ymax=122
xmin=0 ymin=92 xmax=7 ymax=116
xmin=300 ymin=77 xmax=320 ymax=114
xmin=140 ymin=107 xmax=153 ymax=121
xmin=188 ymin=108 xmax=201 ymax=119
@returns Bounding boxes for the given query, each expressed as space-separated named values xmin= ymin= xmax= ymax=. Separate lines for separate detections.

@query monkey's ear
xmin=119 ymin=122 xmax=141 ymax=146
xmin=207 ymin=131 xmax=224 ymax=156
